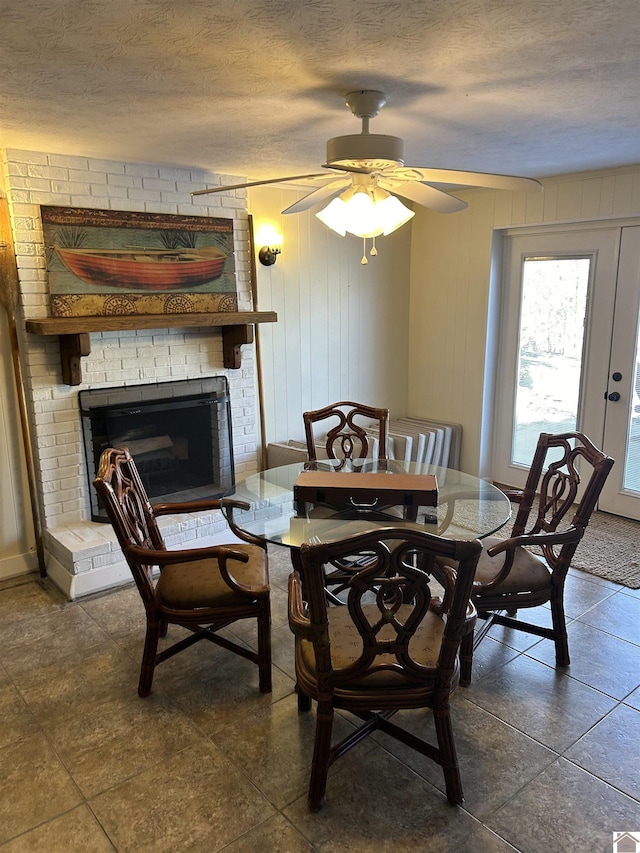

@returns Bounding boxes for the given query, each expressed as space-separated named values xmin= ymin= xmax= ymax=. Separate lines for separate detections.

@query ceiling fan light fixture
xmin=376 ymin=194 xmax=416 ymax=235
xmin=316 ymin=186 xmax=414 ymax=240
xmin=316 ymin=197 xmax=348 ymax=236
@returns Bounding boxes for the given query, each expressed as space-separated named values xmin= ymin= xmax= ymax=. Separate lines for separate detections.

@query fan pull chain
xmin=361 ymin=237 xmax=380 ymax=264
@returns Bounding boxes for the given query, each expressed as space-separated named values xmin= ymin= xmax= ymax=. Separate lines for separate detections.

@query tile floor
xmin=1 ymin=549 xmax=639 ymax=852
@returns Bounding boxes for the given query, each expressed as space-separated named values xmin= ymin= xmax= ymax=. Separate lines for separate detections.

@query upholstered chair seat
xmin=156 ymin=545 xmax=268 ymax=609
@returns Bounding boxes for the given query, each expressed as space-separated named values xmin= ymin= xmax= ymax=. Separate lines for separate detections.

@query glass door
xmin=599 ymin=226 xmax=640 ymax=517
xmin=492 ymin=225 xmax=640 ymax=517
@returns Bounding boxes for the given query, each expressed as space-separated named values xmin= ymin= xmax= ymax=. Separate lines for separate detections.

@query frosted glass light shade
xmin=316 ymin=189 xmax=414 ymax=238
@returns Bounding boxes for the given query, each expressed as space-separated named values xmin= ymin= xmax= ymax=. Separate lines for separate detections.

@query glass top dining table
xmin=220 ymin=460 xmax=511 ymax=551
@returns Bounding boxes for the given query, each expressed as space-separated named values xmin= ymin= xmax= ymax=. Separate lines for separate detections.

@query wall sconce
xmin=255 ymin=224 xmax=283 ymax=266
xmin=258 ymin=245 xmax=281 ymax=266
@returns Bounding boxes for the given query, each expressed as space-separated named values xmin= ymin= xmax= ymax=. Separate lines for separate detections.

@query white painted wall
xmin=408 ymin=164 xmax=640 ymax=476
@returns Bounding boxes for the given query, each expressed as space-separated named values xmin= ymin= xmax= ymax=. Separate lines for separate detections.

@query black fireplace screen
xmin=79 ymin=377 xmax=234 ymax=522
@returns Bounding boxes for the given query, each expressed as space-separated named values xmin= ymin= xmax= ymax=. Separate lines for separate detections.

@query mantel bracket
xmin=60 ymin=333 xmax=91 ymax=385
xmin=222 ymin=325 xmax=253 ymax=369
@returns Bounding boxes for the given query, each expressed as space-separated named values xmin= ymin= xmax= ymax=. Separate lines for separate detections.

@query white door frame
xmin=487 ymin=217 xmax=640 ymax=509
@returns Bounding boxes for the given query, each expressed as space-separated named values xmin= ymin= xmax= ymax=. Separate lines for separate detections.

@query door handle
xmin=607 ymin=392 xmax=621 ymax=402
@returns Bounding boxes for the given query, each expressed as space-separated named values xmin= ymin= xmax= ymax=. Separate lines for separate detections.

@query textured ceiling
xmin=2 ymin=0 xmax=639 ymax=183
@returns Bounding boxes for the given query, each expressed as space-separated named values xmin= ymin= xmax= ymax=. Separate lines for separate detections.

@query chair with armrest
xmin=452 ymin=431 xmax=614 ymax=686
xmin=303 ymin=400 xmax=389 ymax=468
xmin=288 ymin=527 xmax=482 ymax=810
xmin=93 ymin=446 xmax=271 ymax=697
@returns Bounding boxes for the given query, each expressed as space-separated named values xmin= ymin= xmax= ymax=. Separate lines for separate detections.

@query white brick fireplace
xmin=3 ymin=148 xmax=261 ymax=599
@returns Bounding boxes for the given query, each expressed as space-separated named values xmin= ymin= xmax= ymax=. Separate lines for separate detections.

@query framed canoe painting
xmin=41 ymin=206 xmax=238 ymax=317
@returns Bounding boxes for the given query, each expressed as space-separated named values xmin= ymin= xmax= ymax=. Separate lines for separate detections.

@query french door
xmin=493 ymin=223 xmax=640 ymax=520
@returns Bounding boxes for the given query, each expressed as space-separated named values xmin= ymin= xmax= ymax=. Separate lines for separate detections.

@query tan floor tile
xmin=222 ymin=814 xmax=317 ymax=852
xmin=448 ymin=827 xmax=521 ymax=852
xmin=0 ymin=805 xmax=115 ymax=852
xmin=89 ymin=740 xmax=275 ymax=853
xmin=283 ymin=746 xmax=478 ymax=853
xmin=0 ymin=674 xmax=40 ymax=750
xmin=0 ymin=606 xmax=108 ymax=676
xmin=7 ymin=640 xmax=139 ymax=723
xmin=565 ymin=704 xmax=640 ymax=800
xmin=0 ymin=734 xmax=82 ymax=845
xmin=467 ymin=652 xmax=618 ymax=751
xmin=562 ymin=571 xmax=619 ymax=619
xmin=79 ymin=584 xmax=141 ymax=642
xmin=210 ymin=693 xmax=368 ymax=810
xmin=0 ymin=579 xmax=67 ymax=625
xmin=45 ymin=688 xmax=203 ymax=798
xmin=576 ymin=589 xmax=640 ymax=645
xmin=157 ymin=639 xmax=295 ymax=736
xmin=376 ymin=696 xmax=557 ymax=821
xmin=488 ymin=758 xmax=640 ymax=852
xmin=526 ymin=620 xmax=640 ymax=699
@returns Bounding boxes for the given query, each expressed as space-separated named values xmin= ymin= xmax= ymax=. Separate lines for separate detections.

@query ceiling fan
xmin=193 ymin=90 xmax=542 ymax=261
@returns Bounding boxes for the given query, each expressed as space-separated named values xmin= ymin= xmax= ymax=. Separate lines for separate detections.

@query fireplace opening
xmin=79 ymin=377 xmax=234 ymax=522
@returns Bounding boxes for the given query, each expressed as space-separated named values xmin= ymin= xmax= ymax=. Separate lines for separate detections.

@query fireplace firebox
xmin=79 ymin=377 xmax=234 ymax=522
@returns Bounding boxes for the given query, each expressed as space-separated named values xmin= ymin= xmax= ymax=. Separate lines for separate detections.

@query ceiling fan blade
xmin=281 ymin=179 xmax=350 ymax=215
xmin=390 ymin=167 xmax=542 ymax=193
xmin=379 ymin=179 xmax=467 ymax=213
xmin=320 ymin=163 xmax=376 ymax=175
xmin=191 ymin=173 xmax=329 ymax=196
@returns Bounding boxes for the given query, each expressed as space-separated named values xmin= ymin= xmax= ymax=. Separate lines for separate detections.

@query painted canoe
xmin=55 ymin=246 xmax=226 ymax=290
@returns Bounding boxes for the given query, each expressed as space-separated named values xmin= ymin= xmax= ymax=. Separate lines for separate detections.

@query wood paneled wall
xmin=248 ymin=184 xmax=412 ymax=449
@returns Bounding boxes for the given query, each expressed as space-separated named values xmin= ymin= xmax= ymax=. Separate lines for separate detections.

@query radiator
xmin=367 ymin=417 xmax=462 ymax=470
xmin=392 ymin=417 xmax=462 ymax=469
xmin=266 ymin=417 xmax=461 ymax=470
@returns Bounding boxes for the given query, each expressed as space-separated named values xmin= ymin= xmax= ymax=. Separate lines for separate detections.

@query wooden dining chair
xmin=450 ymin=431 xmax=614 ymax=685
xmin=301 ymin=401 xmax=394 ymax=601
xmin=303 ymin=400 xmax=390 ymax=468
xmin=288 ymin=527 xmax=482 ymax=810
xmin=93 ymin=447 xmax=272 ymax=697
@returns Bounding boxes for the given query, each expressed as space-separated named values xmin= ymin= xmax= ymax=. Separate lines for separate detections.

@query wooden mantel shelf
xmin=25 ymin=311 xmax=277 ymax=385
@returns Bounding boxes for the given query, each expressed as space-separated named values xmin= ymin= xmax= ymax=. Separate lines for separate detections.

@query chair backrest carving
xmin=94 ymin=446 xmax=167 ymax=600
xmin=303 ymin=401 xmax=389 ymax=469
xmin=297 ymin=528 xmax=481 ymax=690
xmin=512 ymin=431 xmax=614 ymax=570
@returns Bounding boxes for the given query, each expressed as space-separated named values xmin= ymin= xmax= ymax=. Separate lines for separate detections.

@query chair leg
xmin=257 ymin=601 xmax=272 ymax=693
xmin=550 ymin=592 xmax=570 ymax=667
xmin=138 ymin=612 xmax=161 ymax=697
xmin=433 ymin=703 xmax=464 ymax=805
xmin=296 ymin=684 xmax=312 ymax=711
xmin=459 ymin=630 xmax=473 ymax=687
xmin=308 ymin=699 xmax=334 ymax=810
